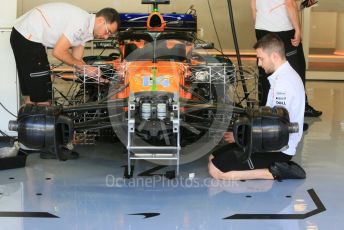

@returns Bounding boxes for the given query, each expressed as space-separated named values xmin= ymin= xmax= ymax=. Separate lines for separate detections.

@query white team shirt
xmin=14 ymin=2 xmax=95 ymax=47
xmin=255 ymin=0 xmax=294 ymax=32
xmin=266 ymin=61 xmax=305 ymax=155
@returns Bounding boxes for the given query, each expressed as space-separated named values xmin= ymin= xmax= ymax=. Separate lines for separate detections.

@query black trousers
xmin=211 ymin=144 xmax=292 ymax=172
xmin=255 ymin=29 xmax=307 ymax=106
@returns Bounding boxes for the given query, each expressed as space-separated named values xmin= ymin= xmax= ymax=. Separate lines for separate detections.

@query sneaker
xmin=40 ymin=149 xmax=79 ymax=160
xmin=303 ymin=123 xmax=309 ymax=132
xmin=58 ymin=147 xmax=79 ymax=160
xmin=269 ymin=161 xmax=306 ymax=180
xmin=39 ymin=151 xmax=57 ymax=159
xmin=300 ymin=0 xmax=318 ymax=9
xmin=304 ymin=104 xmax=322 ymax=117
xmin=65 ymin=150 xmax=79 ymax=159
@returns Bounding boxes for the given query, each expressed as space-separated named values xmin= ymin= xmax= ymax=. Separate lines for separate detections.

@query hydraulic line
xmin=226 ymin=0 xmax=250 ymax=101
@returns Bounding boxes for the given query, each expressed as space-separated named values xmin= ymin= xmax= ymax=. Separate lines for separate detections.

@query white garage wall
xmin=17 ymin=0 xmax=256 ymax=52
xmin=309 ymin=11 xmax=337 ymax=48
xmin=16 ymin=0 xmax=340 ymax=51
xmin=0 ymin=0 xmax=20 ymax=136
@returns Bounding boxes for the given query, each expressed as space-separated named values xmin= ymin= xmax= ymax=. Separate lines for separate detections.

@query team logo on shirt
xmin=275 ymin=91 xmax=286 ymax=106
xmin=73 ymin=29 xmax=85 ymax=42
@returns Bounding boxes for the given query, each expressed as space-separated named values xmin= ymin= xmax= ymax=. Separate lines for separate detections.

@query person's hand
xmin=85 ymin=66 xmax=109 ymax=83
xmin=75 ymin=65 xmax=108 ymax=83
xmin=291 ymin=30 xmax=301 ymax=47
xmin=223 ymin=132 xmax=235 ymax=144
xmin=75 ymin=65 xmax=97 ymax=77
xmin=84 ymin=65 xmax=101 ymax=78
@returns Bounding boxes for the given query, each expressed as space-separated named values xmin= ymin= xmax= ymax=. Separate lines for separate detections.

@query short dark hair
xmin=253 ymin=33 xmax=285 ymax=59
xmin=96 ymin=8 xmax=120 ymax=26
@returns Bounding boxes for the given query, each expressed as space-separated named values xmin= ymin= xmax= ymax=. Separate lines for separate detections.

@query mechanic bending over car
xmin=10 ymin=2 xmax=120 ymax=106
xmin=208 ymin=33 xmax=306 ymax=181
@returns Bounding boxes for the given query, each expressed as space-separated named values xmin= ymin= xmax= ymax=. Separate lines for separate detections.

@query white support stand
xmin=127 ymin=94 xmax=181 ymax=176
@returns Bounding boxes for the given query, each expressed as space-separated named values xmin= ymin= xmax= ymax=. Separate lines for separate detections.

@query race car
xmin=9 ymin=0 xmax=298 ymax=176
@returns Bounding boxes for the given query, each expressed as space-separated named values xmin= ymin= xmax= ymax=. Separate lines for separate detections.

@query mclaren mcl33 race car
xmin=9 ymin=0 xmax=299 ymax=175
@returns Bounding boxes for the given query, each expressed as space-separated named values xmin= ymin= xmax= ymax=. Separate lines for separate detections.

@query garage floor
xmin=0 ymin=80 xmax=343 ymax=230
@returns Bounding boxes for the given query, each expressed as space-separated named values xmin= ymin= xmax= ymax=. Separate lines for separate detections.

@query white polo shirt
xmin=14 ymin=2 xmax=95 ymax=47
xmin=255 ymin=0 xmax=293 ymax=32
xmin=266 ymin=61 xmax=305 ymax=155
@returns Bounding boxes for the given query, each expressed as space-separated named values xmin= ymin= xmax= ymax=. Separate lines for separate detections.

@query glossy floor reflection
xmin=0 ymin=81 xmax=343 ymax=230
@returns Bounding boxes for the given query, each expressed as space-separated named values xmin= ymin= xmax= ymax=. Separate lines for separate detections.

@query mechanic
xmin=10 ymin=2 xmax=120 ymax=106
xmin=208 ymin=33 xmax=306 ymax=180
xmin=251 ymin=0 xmax=322 ymax=118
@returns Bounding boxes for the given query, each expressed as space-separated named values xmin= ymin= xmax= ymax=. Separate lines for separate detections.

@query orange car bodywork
xmin=115 ymin=61 xmax=191 ymax=100
xmin=112 ymin=10 xmax=196 ymax=102
xmin=113 ymin=36 xmax=195 ymax=101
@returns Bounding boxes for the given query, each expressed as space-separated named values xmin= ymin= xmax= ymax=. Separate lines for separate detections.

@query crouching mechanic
xmin=208 ymin=33 xmax=306 ymax=180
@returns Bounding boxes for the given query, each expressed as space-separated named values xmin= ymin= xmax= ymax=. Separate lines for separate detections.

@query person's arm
xmin=52 ymin=34 xmax=86 ymax=66
xmin=285 ymin=0 xmax=301 ymax=47
xmin=53 ymin=35 xmax=104 ymax=79
xmin=71 ymin=45 xmax=85 ymax=61
xmin=251 ymin=0 xmax=257 ymax=24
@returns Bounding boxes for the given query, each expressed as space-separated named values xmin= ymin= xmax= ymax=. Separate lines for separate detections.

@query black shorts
xmin=10 ymin=28 xmax=52 ymax=102
xmin=211 ymin=144 xmax=292 ymax=172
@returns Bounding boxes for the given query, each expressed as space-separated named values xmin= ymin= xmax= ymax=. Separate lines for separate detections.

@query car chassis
xmin=9 ymin=0 xmax=299 ymax=176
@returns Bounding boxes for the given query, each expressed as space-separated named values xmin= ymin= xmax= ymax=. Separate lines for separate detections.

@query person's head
xmin=94 ymin=8 xmax=120 ymax=39
xmin=253 ymin=33 xmax=286 ymax=74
